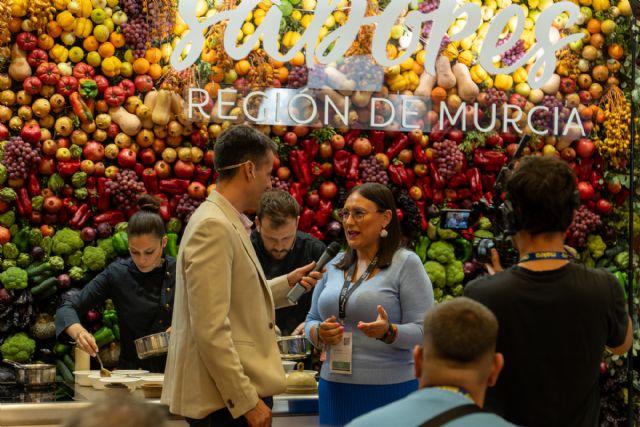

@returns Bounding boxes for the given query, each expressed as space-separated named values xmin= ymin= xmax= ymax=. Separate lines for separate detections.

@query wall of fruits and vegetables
xmin=0 ymin=0 xmax=637 ymax=422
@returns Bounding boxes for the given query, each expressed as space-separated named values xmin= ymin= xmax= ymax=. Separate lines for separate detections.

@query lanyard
xmin=338 ymin=256 xmax=378 ymax=321
xmin=519 ymin=251 xmax=569 ymax=263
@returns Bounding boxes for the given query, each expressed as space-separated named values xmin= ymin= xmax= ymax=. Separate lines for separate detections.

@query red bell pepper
xmin=142 ymin=168 xmax=159 ymax=194
xmin=16 ymin=188 xmax=32 ymax=216
xmin=28 ymin=173 xmax=41 ymax=197
xmin=289 ymin=150 xmax=314 ymax=186
xmin=70 ymin=92 xmax=94 ymax=123
xmin=309 ymin=226 xmax=324 ymax=241
xmin=298 ymin=207 xmax=315 ymax=232
xmin=152 ymin=193 xmax=171 ymax=221
xmin=457 ymin=188 xmax=471 ymax=200
xmin=405 ymin=168 xmax=415 ymax=188
xmin=97 ymin=177 xmax=109 ymax=211
xmin=472 ymin=149 xmax=507 ymax=172
xmin=159 ymin=179 xmax=190 ymax=194
xmin=428 ymin=164 xmax=445 ymax=189
xmin=104 ymin=86 xmax=126 ymax=107
xmin=413 ymin=144 xmax=428 ymax=164
xmin=416 ymin=176 xmax=433 ymax=201
xmin=481 ymin=174 xmax=496 ymax=192
xmin=467 ymin=168 xmax=482 ymax=201
xmin=385 ymin=134 xmax=409 ymax=160
xmin=289 ymin=182 xmax=305 ymax=207
xmin=93 ymin=210 xmax=125 ymax=226
xmin=169 ymin=196 xmax=180 ymax=217
xmin=86 ymin=176 xmax=97 ymax=208
xmin=369 ymin=130 xmax=385 ymax=154
xmin=415 ymin=201 xmax=428 ymax=231
xmin=301 ymin=138 xmax=319 ymax=160
xmin=333 ymin=150 xmax=350 ymax=177
xmin=347 ymin=154 xmax=360 ymax=181
xmin=343 ymin=129 xmax=361 ymax=146
xmin=57 ymin=160 xmax=81 ymax=177
xmin=590 ymin=170 xmax=603 ymax=190
xmin=575 ymin=158 xmax=593 ymax=182
xmin=63 ymin=197 xmax=78 ymax=215
xmin=311 ymin=162 xmax=323 ymax=177
xmin=449 ymin=173 xmax=468 ymax=189
xmin=389 ymin=164 xmax=408 ymax=187
xmin=69 ymin=203 xmax=91 ymax=229
xmin=194 ymin=166 xmax=212 ymax=185
xmin=314 ymin=199 xmax=333 ymax=228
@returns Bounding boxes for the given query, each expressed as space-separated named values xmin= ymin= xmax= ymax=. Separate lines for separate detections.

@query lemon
xmin=120 ymin=62 xmax=132 ymax=77
xmin=242 ymin=22 xmax=255 ymax=35
xmin=68 ymin=46 xmax=84 ymax=62
xmin=390 ymin=24 xmax=404 ymax=40
xmin=291 ymin=10 xmax=302 ymax=21
xmin=93 ymin=24 xmax=110 ymax=42
xmin=86 ymin=51 xmax=102 ymax=67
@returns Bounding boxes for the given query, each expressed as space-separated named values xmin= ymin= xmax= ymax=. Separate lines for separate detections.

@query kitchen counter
xmin=0 ymin=382 xmax=318 ymax=427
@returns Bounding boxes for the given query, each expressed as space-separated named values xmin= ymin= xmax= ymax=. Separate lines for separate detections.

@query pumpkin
xmin=494 ymin=74 xmax=513 ymax=91
xmin=593 ymin=0 xmax=610 ymax=11
xmin=469 ymin=65 xmax=488 ymax=84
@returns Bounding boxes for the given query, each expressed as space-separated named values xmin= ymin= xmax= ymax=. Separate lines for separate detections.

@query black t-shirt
xmin=251 ymin=230 xmax=326 ymax=335
xmin=464 ymin=262 xmax=628 ymax=427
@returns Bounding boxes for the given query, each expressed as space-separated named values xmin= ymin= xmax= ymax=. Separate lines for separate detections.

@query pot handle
xmin=3 ymin=358 xmax=23 ymax=369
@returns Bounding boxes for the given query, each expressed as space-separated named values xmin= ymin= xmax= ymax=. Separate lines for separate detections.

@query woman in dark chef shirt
xmin=56 ymin=195 xmax=175 ymax=373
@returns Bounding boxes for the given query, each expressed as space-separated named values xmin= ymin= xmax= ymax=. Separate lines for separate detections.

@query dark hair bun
xmin=137 ymin=194 xmax=160 ymax=213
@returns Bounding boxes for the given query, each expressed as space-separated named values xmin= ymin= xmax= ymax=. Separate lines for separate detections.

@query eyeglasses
xmin=337 ymin=208 xmax=384 ymax=223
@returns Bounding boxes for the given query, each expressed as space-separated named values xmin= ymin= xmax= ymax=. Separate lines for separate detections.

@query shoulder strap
xmin=418 ymin=404 xmax=482 ymax=427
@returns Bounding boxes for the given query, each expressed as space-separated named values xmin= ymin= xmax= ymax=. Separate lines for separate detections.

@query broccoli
xmin=71 ymin=172 xmax=87 ymax=188
xmin=69 ymin=266 xmax=85 ymax=282
xmin=82 ymin=246 xmax=106 ymax=271
xmin=437 ymin=227 xmax=459 ymax=240
xmin=0 ymin=332 xmax=36 ymax=363
xmin=97 ymin=238 xmax=115 ymax=260
xmin=16 ymin=253 xmax=31 ymax=268
xmin=587 ymin=235 xmax=606 ymax=259
xmin=478 ymin=216 xmax=492 ymax=231
xmin=52 ymin=228 xmax=84 ymax=256
xmin=48 ymin=255 xmax=65 ymax=271
xmin=1 ymin=259 xmax=15 ymax=271
xmin=29 ymin=228 xmax=43 ymax=247
xmin=451 ymin=285 xmax=464 ymax=297
xmin=427 ymin=241 xmax=456 ymax=264
xmin=3 ymin=243 xmax=19 ymax=260
xmin=0 ymin=266 xmax=28 ymax=291
xmin=424 ymin=261 xmax=446 ymax=288
xmin=74 ymin=188 xmax=88 ymax=200
xmin=433 ymin=287 xmax=444 ymax=301
xmin=0 ymin=210 xmax=15 ymax=228
xmin=445 ymin=260 xmax=464 ymax=286
xmin=0 ymin=188 xmax=16 ymax=202
xmin=67 ymin=251 xmax=83 ymax=267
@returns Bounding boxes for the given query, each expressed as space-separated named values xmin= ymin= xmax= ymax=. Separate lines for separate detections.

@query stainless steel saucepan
xmin=3 ymin=359 xmax=56 ymax=386
xmin=134 ymin=332 xmax=170 ymax=359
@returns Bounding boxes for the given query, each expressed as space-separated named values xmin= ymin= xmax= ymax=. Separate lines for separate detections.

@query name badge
xmin=329 ymin=332 xmax=353 ymax=375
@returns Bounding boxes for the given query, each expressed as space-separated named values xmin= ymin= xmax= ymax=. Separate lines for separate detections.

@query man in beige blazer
xmin=161 ymin=126 xmax=321 ymax=427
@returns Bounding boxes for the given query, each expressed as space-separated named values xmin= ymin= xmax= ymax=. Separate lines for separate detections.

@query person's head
xmin=336 ymin=183 xmax=401 ymax=269
xmin=127 ymin=195 xmax=166 ymax=273
xmin=63 ymin=396 xmax=168 ymax=427
xmin=214 ymin=125 xmax=276 ymax=209
xmin=415 ymin=298 xmax=503 ymax=403
xmin=506 ymin=156 xmax=578 ymax=237
xmin=255 ymin=189 xmax=301 ymax=261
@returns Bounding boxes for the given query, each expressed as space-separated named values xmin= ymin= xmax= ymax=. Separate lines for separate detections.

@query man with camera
xmin=464 ymin=155 xmax=632 ymax=427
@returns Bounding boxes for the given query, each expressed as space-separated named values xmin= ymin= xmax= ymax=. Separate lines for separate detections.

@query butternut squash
xmin=435 ymin=55 xmax=456 ymax=90
xmin=8 ymin=44 xmax=31 ymax=82
xmin=414 ymin=71 xmax=436 ymax=98
xmin=151 ymin=89 xmax=172 ymax=126
xmin=109 ymin=106 xmax=142 ymax=136
xmin=541 ymin=73 xmax=561 ymax=95
xmin=452 ymin=63 xmax=479 ymax=103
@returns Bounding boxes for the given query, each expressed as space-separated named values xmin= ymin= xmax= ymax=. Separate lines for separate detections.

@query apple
xmin=319 ymin=142 xmax=332 ymax=159
xmin=38 ymin=157 xmax=56 ymax=175
xmin=409 ymin=186 xmax=423 ymax=201
xmin=154 ymin=160 xmax=171 ymax=178
xmin=134 ymin=75 xmax=154 ymax=93
xmin=607 ymin=179 xmax=622 ymax=194
xmin=0 ymin=123 xmax=8 ymax=140
xmin=292 ymin=125 xmax=309 ymax=137
xmin=447 ymin=129 xmax=464 ymax=144
xmin=320 ymin=162 xmax=333 ymax=179
xmin=105 ymin=165 xmax=119 ymax=178
xmin=93 ymin=162 xmax=105 ymax=176
xmin=577 ymin=181 xmax=594 ymax=201
xmin=56 ymin=147 xmax=71 ymax=161
xmin=138 ymin=148 xmax=156 ymax=166
xmin=117 ymin=148 xmax=137 ymax=168
xmin=506 ymin=143 xmax=518 ymax=158
xmin=414 ymin=164 xmax=428 ymax=177
xmin=42 ymin=139 xmax=58 ymax=156
xmin=575 ymin=138 xmax=595 ymax=158
xmin=21 ymin=123 xmax=42 ymax=144
xmin=187 ymin=181 xmax=206 ymax=199
xmin=80 ymin=226 xmax=97 ymax=242
xmin=57 ymin=137 xmax=70 ymax=149
xmin=560 ymin=147 xmax=576 ymax=162
xmin=398 ymin=148 xmax=413 ymax=164
xmin=407 ymin=129 xmax=423 ymax=145
xmin=283 ymin=132 xmax=297 ymax=146
xmin=43 ymin=196 xmax=63 ymax=213
xmin=174 ymin=160 xmax=194 ymax=179
xmin=203 ymin=150 xmax=214 ymax=167
xmin=305 ymin=190 xmax=320 ymax=209
xmin=560 ymin=77 xmax=576 ymax=94
xmin=331 ymin=134 xmax=345 ymax=150
xmin=80 ymin=159 xmax=95 ymax=174
xmin=277 ymin=166 xmax=291 ymax=181
xmin=271 ymin=125 xmax=287 ymax=136
xmin=353 ymin=137 xmax=372 ymax=157
xmin=319 ymin=181 xmax=338 ymax=200
xmin=596 ymin=198 xmax=613 ymax=215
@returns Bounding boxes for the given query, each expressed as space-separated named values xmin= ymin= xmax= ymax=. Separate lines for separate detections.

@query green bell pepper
xmin=111 ymin=232 xmax=128 ymax=256
xmin=166 ymin=233 xmax=178 ymax=257
xmin=94 ymin=326 xmax=115 ymax=348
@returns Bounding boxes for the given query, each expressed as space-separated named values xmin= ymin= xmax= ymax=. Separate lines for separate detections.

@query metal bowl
xmin=3 ymin=360 xmax=56 ymax=386
xmin=276 ymin=336 xmax=311 ymax=361
xmin=134 ymin=332 xmax=170 ymax=360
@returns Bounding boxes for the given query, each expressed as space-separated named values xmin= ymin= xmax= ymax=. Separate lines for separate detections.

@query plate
xmin=111 ymin=369 xmax=150 ymax=376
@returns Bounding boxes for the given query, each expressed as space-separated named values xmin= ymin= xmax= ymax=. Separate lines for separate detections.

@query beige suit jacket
xmin=161 ymin=191 xmax=291 ymax=419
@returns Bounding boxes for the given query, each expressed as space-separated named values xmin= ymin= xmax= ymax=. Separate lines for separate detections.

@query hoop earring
xmin=380 ymin=229 xmax=388 ymax=238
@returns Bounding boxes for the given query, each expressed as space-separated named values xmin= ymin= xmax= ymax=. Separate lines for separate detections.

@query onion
xmin=30 ymin=246 xmax=45 ymax=261
xmin=57 ymin=274 xmax=71 ymax=290
xmin=325 ymin=221 xmax=343 ymax=239
xmin=97 ymin=223 xmax=113 ymax=238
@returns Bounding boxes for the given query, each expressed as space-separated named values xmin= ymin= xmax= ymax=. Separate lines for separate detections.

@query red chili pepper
xmin=151 ymin=193 xmax=171 ymax=221
xmin=413 ymin=144 xmax=428 ymax=164
xmin=16 ymin=188 xmax=32 ymax=216
xmin=63 ymin=197 xmax=78 ymax=215
xmin=289 ymin=182 xmax=305 ymax=207
xmin=467 ymin=168 xmax=482 ymax=193
xmin=405 ymin=168 xmax=415 ymax=188
xmin=289 ymin=150 xmax=314 ymax=186
xmin=415 ymin=201 xmax=428 ymax=231
xmin=142 ymin=168 xmax=159 ymax=194
xmin=93 ymin=210 xmax=125 ymax=226
xmin=428 ymin=164 xmax=445 ymax=189
xmin=69 ymin=203 xmax=91 ymax=229
xmin=417 ymin=176 xmax=433 ymax=201
xmin=159 ymin=178 xmax=190 ymax=194
xmin=449 ymin=173 xmax=468 ymax=189
xmin=314 ymin=199 xmax=333 ymax=228
xmin=298 ymin=207 xmax=315 ymax=232
xmin=481 ymin=173 xmax=496 ymax=192
xmin=333 ymin=150 xmax=350 ymax=177
xmin=347 ymin=154 xmax=360 ymax=181
xmin=343 ymin=129 xmax=361 ymax=146
xmin=70 ymin=92 xmax=94 ymax=123
xmin=28 ymin=173 xmax=41 ymax=197
xmin=385 ymin=134 xmax=409 ymax=160
xmin=57 ymin=160 xmax=81 ymax=177
xmin=97 ymin=177 xmax=109 ymax=211
xmin=309 ymin=226 xmax=324 ymax=241
xmin=472 ymin=149 xmax=507 ymax=172
xmin=369 ymin=130 xmax=385 ymax=154
xmin=300 ymin=138 xmax=319 ymax=160
xmin=389 ymin=164 xmax=407 ymax=187
xmin=194 ymin=165 xmax=212 ymax=185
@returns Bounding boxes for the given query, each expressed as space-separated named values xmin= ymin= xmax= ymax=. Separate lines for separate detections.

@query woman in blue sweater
xmin=305 ymin=183 xmax=434 ymax=426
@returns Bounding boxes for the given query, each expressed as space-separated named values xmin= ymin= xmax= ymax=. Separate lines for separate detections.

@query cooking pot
xmin=286 ymin=362 xmax=317 ymax=394
xmin=3 ymin=359 xmax=56 ymax=386
xmin=135 ymin=332 xmax=170 ymax=359
xmin=277 ymin=336 xmax=311 ymax=361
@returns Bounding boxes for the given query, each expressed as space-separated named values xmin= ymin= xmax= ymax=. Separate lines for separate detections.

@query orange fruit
xmin=98 ymin=42 xmax=115 ymax=58
xmin=109 ymin=32 xmax=126 ymax=48
xmin=289 ymin=51 xmax=305 ymax=66
xmin=82 ymin=35 xmax=99 ymax=51
xmin=210 ymin=66 xmax=224 ymax=83
xmin=608 ymin=43 xmax=624 ymax=59
xmin=132 ymin=57 xmax=150 ymax=74
xmin=9 ymin=18 xmax=22 ymax=33
xmin=234 ymin=59 xmax=251 ymax=76
xmin=46 ymin=21 xmax=62 ymax=38
xmin=145 ymin=47 xmax=162 ymax=64
xmin=277 ymin=66 xmax=289 ymax=83
xmin=587 ymin=19 xmax=601 ymax=34
xmin=148 ymin=63 xmax=163 ymax=80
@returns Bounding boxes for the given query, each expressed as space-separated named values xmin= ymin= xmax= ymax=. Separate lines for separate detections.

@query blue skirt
xmin=318 ymin=378 xmax=419 ymax=426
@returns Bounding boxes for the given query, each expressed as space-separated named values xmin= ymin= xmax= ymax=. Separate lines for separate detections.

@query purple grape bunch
xmin=121 ymin=0 xmax=150 ymax=58
xmin=501 ymin=39 xmax=526 ymax=66
xmin=287 ymin=66 xmax=309 ymax=89
xmin=176 ymin=194 xmax=204 ymax=222
xmin=433 ymin=139 xmax=464 ymax=180
xmin=359 ymin=157 xmax=389 ymax=185
xmin=271 ymin=176 xmax=290 ymax=192
xmin=568 ymin=206 xmax=602 ymax=248
xmin=485 ymin=88 xmax=507 ymax=108
xmin=105 ymin=169 xmax=146 ymax=212
xmin=1 ymin=136 xmax=41 ymax=180
xmin=531 ymin=95 xmax=563 ymax=130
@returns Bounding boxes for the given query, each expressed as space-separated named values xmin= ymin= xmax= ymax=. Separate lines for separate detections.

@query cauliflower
xmin=587 ymin=235 xmax=606 ymax=259
xmin=0 ymin=266 xmax=28 ymax=291
xmin=445 ymin=260 xmax=465 ymax=286
xmin=0 ymin=332 xmax=36 ymax=362
xmin=48 ymin=256 xmax=65 ymax=272
xmin=52 ymin=228 xmax=84 ymax=256
xmin=427 ymin=241 xmax=456 ymax=264
xmin=424 ymin=261 xmax=446 ymax=288
xmin=69 ymin=266 xmax=85 ymax=282
xmin=67 ymin=251 xmax=83 ymax=267
xmin=82 ymin=246 xmax=106 ymax=271
xmin=0 ymin=210 xmax=15 ymax=228
xmin=3 ymin=242 xmax=19 ymax=260
xmin=97 ymin=238 xmax=115 ymax=260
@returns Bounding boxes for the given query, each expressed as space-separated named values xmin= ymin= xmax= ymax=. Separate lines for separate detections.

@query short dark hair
xmin=128 ymin=194 xmax=165 ymax=239
xmin=214 ymin=125 xmax=277 ymax=181
xmin=257 ymin=189 xmax=300 ymax=227
xmin=63 ymin=396 xmax=168 ymax=427
xmin=336 ymin=183 xmax=401 ymax=270
xmin=506 ymin=156 xmax=578 ymax=234
xmin=424 ymin=297 xmax=498 ymax=364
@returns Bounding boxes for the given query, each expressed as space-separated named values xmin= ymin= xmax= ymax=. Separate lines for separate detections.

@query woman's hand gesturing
xmin=319 ymin=315 xmax=343 ymax=346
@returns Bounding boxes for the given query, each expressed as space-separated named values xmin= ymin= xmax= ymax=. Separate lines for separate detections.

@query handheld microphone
xmin=286 ymin=242 xmax=341 ymax=304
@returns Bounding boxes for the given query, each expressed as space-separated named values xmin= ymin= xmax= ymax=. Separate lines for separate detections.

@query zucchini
xmin=35 ymin=285 xmax=57 ymax=301
xmin=30 ymin=271 xmax=53 ymax=285
xmin=26 ymin=261 xmax=51 ymax=277
xmin=31 ymin=277 xmax=58 ymax=296
xmin=63 ymin=354 xmax=75 ymax=372
xmin=56 ymin=359 xmax=74 ymax=384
